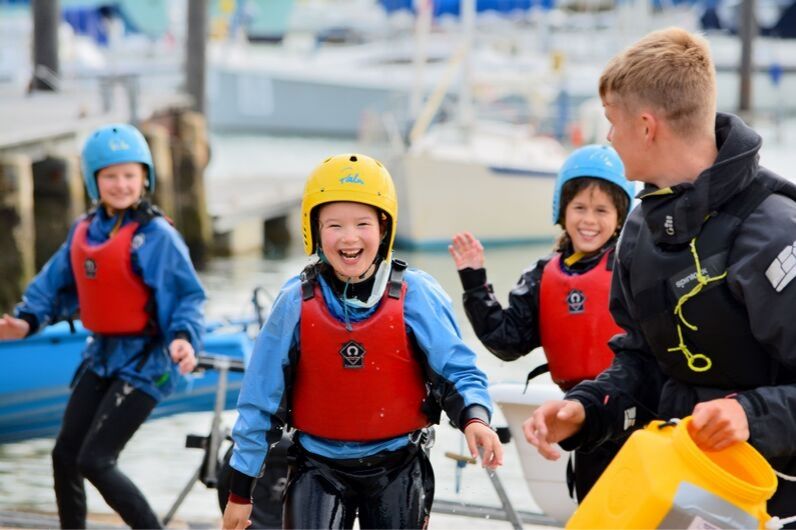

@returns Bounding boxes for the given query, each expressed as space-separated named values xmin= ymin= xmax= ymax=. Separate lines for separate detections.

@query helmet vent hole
xmin=349 ymin=155 xmax=358 ymax=162
xmin=323 ymin=157 xmax=331 ymax=163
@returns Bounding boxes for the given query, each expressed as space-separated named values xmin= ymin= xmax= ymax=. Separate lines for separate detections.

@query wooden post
xmin=171 ymin=111 xmax=212 ymax=267
xmin=264 ymin=216 xmax=291 ymax=258
xmin=32 ymin=155 xmax=85 ymax=269
xmin=0 ymin=156 xmax=35 ymax=313
xmin=140 ymin=122 xmax=176 ymax=218
xmin=31 ymin=0 xmax=60 ymax=91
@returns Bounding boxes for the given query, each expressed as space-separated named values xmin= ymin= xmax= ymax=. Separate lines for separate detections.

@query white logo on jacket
xmin=131 ymin=234 xmax=145 ymax=250
xmin=623 ymin=407 xmax=636 ymax=430
xmin=765 ymin=241 xmax=796 ymax=292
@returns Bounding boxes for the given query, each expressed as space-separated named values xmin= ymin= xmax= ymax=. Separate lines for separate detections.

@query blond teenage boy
xmin=524 ymin=27 xmax=796 ymax=519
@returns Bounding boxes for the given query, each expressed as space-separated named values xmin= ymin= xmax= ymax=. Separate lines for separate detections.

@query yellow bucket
xmin=566 ymin=417 xmax=777 ymax=529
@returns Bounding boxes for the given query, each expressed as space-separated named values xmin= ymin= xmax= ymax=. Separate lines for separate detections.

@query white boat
xmin=489 ymin=381 xmax=578 ymax=525
xmin=392 ymin=120 xmax=567 ymax=249
xmin=206 ymin=33 xmax=458 ymax=137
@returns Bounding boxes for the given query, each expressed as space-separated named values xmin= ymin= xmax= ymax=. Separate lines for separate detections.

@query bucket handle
xmin=657 ymin=418 xmax=681 ymax=430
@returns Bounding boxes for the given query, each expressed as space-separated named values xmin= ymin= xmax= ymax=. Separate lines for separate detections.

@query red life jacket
xmin=539 ymin=251 xmax=622 ymax=390
xmin=292 ymin=268 xmax=429 ymax=441
xmin=70 ymin=218 xmax=152 ymax=334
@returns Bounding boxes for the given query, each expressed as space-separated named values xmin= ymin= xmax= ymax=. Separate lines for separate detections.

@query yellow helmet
xmin=301 ymin=153 xmax=398 ymax=258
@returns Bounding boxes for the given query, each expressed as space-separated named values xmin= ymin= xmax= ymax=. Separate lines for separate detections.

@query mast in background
xmin=31 ymin=0 xmax=60 ymax=91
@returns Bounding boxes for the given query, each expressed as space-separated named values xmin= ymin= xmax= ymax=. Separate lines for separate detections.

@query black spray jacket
xmin=564 ymin=113 xmax=796 ymax=518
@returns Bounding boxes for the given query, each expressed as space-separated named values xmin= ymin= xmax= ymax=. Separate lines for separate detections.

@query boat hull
xmin=394 ymin=148 xmax=561 ymax=250
xmin=489 ymin=382 xmax=577 ymax=524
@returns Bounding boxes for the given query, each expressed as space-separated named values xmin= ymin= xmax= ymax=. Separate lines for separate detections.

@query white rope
xmin=766 ymin=515 xmax=796 ymax=530
xmin=763 ymin=469 xmax=796 ymax=529
xmin=774 ymin=469 xmax=796 ymax=482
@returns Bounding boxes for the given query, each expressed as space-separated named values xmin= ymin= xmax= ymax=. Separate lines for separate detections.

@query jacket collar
xmin=639 ymin=113 xmax=762 ymax=245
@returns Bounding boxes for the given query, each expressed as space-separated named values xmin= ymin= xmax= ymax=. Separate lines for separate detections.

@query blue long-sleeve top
xmin=230 ymin=265 xmax=493 ymax=479
xmin=14 ymin=206 xmax=206 ymax=401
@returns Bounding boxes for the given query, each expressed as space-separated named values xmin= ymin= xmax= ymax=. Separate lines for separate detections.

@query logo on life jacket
xmin=566 ymin=289 xmax=586 ymax=314
xmin=84 ymin=258 xmax=97 ymax=279
xmin=340 ymin=340 xmax=366 ymax=368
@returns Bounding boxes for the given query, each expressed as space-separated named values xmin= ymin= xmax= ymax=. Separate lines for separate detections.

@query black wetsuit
xmin=52 ymin=370 xmax=162 ymax=529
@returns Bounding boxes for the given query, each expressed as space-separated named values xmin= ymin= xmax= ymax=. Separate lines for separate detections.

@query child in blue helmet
xmin=222 ymin=153 xmax=501 ymax=530
xmin=0 ymin=123 xmax=205 ymax=528
xmin=449 ymin=144 xmax=634 ymax=502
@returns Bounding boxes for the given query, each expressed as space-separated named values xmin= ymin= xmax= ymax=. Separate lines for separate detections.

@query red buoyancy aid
xmin=70 ymin=218 xmax=152 ymax=334
xmin=539 ymin=251 xmax=622 ymax=390
xmin=293 ymin=282 xmax=429 ymax=441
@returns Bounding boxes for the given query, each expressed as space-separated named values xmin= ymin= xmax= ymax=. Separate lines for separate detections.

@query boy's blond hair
xmin=599 ymin=27 xmax=716 ymax=138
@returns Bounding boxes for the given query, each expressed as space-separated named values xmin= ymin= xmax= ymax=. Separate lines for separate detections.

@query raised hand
xmin=449 ymin=232 xmax=485 ymax=271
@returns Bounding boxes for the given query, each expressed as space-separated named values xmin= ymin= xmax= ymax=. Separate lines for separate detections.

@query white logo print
xmin=664 ymin=215 xmax=675 ymax=236
xmin=766 ymin=241 xmax=796 ymax=292
xmin=623 ymin=407 xmax=636 ymax=430
xmin=108 ymin=138 xmax=130 ymax=151
xmin=131 ymin=234 xmax=145 ymax=250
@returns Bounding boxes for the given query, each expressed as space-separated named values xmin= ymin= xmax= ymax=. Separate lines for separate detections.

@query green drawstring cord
xmin=667 ymin=237 xmax=725 ymax=372
xmin=342 ymin=279 xmax=353 ymax=332
xmin=672 ymin=238 xmax=728 ymax=330
xmin=667 ymin=324 xmax=712 ymax=372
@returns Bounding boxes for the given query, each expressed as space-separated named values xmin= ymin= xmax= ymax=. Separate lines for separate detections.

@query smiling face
xmin=96 ymin=162 xmax=146 ymax=213
xmin=563 ymin=184 xmax=619 ymax=255
xmin=318 ymin=201 xmax=383 ymax=282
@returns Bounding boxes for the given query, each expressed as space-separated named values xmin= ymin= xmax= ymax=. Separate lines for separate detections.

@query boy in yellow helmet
xmin=222 ymin=154 xmax=502 ymax=529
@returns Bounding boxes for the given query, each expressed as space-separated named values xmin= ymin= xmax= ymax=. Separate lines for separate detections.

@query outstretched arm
xmin=452 ymin=235 xmax=547 ymax=360
xmin=523 ymin=400 xmax=585 ymax=460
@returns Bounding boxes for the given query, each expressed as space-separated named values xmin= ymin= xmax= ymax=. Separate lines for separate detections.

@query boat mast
xmin=458 ymin=0 xmax=476 ymax=134
xmin=739 ymin=0 xmax=756 ymax=116
xmin=411 ymin=0 xmax=434 ymax=120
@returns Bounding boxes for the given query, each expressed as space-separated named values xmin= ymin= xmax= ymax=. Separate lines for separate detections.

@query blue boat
xmin=0 ymin=320 xmax=253 ymax=444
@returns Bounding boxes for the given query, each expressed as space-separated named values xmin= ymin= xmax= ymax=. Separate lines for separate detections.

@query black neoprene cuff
xmin=459 ymin=404 xmax=491 ymax=432
xmin=17 ymin=312 xmax=40 ymax=337
xmin=457 ymin=267 xmax=487 ymax=291
xmin=228 ymin=467 xmax=257 ymax=500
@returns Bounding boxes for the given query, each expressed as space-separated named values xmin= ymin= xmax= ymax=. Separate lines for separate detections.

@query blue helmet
xmin=551 ymin=144 xmax=634 ymax=224
xmin=81 ymin=123 xmax=155 ymax=201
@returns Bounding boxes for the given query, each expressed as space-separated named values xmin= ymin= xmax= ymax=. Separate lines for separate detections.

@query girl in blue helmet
xmin=0 ymin=123 xmax=205 ymax=528
xmin=449 ymin=144 xmax=634 ymax=502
